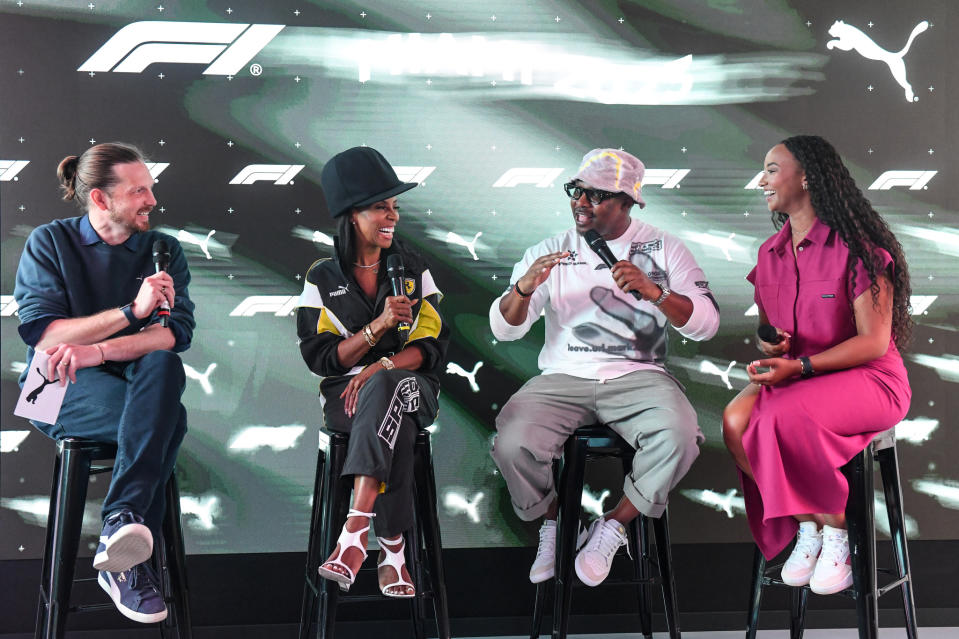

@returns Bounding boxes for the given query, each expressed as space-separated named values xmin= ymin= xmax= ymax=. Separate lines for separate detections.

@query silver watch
xmin=379 ymin=356 xmax=395 ymax=370
xmin=651 ymin=285 xmax=671 ymax=307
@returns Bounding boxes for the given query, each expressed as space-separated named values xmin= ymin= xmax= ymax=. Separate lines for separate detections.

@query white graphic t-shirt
xmin=490 ymin=218 xmax=719 ymax=381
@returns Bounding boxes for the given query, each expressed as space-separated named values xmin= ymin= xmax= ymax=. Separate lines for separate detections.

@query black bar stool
xmin=745 ymin=428 xmax=917 ymax=639
xmin=35 ymin=437 xmax=192 ymax=639
xmin=298 ymin=428 xmax=451 ymax=639
xmin=530 ymin=424 xmax=682 ymax=639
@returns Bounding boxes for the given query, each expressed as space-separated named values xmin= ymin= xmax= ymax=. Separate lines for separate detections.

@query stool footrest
xmin=71 ymin=602 xmax=119 ymax=614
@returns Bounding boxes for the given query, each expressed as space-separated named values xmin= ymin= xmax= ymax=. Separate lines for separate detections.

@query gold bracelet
xmin=94 ymin=343 xmax=106 ymax=365
xmin=362 ymin=324 xmax=376 ymax=347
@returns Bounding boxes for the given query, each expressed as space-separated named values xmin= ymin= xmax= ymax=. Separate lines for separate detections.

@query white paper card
xmin=14 ymin=351 xmax=68 ymax=424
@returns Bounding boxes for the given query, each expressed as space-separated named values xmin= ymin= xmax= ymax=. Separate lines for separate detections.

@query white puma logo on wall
xmin=826 ymin=20 xmax=929 ymax=102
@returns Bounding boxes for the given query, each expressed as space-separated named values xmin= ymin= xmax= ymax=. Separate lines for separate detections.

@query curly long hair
xmin=775 ymin=135 xmax=913 ymax=349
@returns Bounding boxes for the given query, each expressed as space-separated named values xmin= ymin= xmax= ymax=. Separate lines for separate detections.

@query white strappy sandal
xmin=318 ymin=509 xmax=374 ymax=592
xmin=376 ymin=535 xmax=416 ymax=599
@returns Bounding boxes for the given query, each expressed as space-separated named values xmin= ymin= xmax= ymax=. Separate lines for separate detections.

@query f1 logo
xmin=394 ymin=167 xmax=436 ymax=183
xmin=642 ymin=169 xmax=690 ymax=189
xmin=229 ymin=296 xmax=298 ymax=317
xmin=868 ymin=171 xmax=937 ymax=190
xmin=0 ymin=161 xmax=29 ymax=182
xmin=145 ymin=163 xmax=170 ymax=180
xmin=492 ymin=168 xmax=564 ymax=188
xmin=229 ymin=165 xmax=304 ymax=185
xmin=78 ymin=21 xmax=284 ymax=75
xmin=0 ymin=295 xmax=19 ymax=317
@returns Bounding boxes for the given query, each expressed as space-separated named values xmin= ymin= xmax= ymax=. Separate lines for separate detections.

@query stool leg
xmin=552 ymin=435 xmax=587 ymax=639
xmin=652 ymin=510 xmax=681 ymax=639
xmin=788 ymin=586 xmax=808 ymax=639
xmin=877 ymin=446 xmax=918 ymax=639
xmin=632 ymin=516 xmax=653 ymax=639
xmin=299 ymin=448 xmax=327 ymax=639
xmin=530 ymin=581 xmax=548 ymax=639
xmin=407 ymin=522 xmax=426 ymax=639
xmin=41 ymin=444 xmax=92 ymax=639
xmin=414 ymin=432 xmax=451 ymax=639
xmin=745 ymin=546 xmax=765 ymax=639
xmin=320 ymin=436 xmax=350 ymax=639
xmin=159 ymin=471 xmax=192 ymax=639
xmin=35 ymin=451 xmax=63 ymax=639
xmin=619 ymin=449 xmax=652 ymax=639
xmin=844 ymin=450 xmax=878 ymax=639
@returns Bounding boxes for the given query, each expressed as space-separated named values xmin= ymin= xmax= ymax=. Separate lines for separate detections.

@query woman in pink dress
xmin=723 ymin=135 xmax=913 ymax=594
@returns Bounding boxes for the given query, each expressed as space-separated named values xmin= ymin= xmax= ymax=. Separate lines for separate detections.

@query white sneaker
xmin=529 ymin=520 xmax=557 ymax=583
xmin=574 ymin=517 xmax=628 ymax=587
xmin=809 ymin=525 xmax=852 ymax=595
xmin=781 ymin=521 xmax=822 ymax=586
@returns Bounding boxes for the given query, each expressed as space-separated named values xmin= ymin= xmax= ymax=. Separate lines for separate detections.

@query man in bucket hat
xmin=489 ymin=148 xmax=719 ymax=587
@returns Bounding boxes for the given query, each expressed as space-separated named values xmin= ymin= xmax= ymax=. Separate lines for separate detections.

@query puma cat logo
xmin=826 ymin=20 xmax=929 ymax=102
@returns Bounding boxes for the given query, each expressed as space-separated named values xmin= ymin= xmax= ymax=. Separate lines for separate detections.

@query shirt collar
xmin=767 ymin=217 xmax=832 ymax=255
xmin=79 ymin=215 xmax=143 ymax=251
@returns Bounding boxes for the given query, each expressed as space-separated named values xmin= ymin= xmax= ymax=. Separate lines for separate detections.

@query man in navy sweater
xmin=14 ymin=142 xmax=195 ymax=624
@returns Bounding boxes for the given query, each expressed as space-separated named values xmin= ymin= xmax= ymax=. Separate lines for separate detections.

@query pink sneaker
xmin=781 ymin=522 xmax=822 ymax=586
xmin=809 ymin=525 xmax=852 ymax=595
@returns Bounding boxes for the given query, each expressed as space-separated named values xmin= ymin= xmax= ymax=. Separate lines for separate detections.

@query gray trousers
xmin=491 ymin=370 xmax=703 ymax=521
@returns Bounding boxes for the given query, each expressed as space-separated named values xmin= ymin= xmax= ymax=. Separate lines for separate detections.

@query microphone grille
xmin=152 ymin=239 xmax=170 ymax=256
xmin=757 ymin=324 xmax=779 ymax=342
xmin=583 ymin=229 xmax=603 ymax=247
xmin=386 ymin=254 xmax=404 ymax=272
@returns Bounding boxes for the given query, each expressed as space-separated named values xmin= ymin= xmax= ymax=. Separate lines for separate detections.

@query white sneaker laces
xmin=588 ymin=520 xmax=629 ymax=561
xmin=792 ymin=529 xmax=821 ymax=559
xmin=537 ymin=524 xmax=556 ymax=555
xmin=820 ymin=531 xmax=848 ymax=565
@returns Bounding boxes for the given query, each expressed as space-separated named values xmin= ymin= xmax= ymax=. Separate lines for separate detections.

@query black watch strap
xmin=121 ymin=303 xmax=137 ymax=325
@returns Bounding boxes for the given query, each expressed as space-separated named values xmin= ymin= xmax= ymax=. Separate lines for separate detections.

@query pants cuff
xmin=512 ymin=488 xmax=558 ymax=522
xmin=623 ymin=481 xmax=666 ymax=518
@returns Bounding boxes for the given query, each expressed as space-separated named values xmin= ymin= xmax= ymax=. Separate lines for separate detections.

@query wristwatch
xmin=379 ymin=357 xmax=395 ymax=370
xmin=651 ymin=285 xmax=671 ymax=307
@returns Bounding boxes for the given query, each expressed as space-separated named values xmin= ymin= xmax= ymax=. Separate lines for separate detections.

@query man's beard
xmin=109 ymin=209 xmax=148 ymax=234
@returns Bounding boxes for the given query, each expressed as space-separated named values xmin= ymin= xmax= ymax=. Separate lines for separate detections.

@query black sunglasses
xmin=563 ymin=182 xmax=618 ymax=205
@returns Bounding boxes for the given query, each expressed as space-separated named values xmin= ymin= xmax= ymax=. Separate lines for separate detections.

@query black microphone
xmin=757 ymin=324 xmax=783 ymax=344
xmin=386 ymin=254 xmax=410 ymax=343
xmin=583 ymin=229 xmax=640 ymax=300
xmin=152 ymin=239 xmax=171 ymax=328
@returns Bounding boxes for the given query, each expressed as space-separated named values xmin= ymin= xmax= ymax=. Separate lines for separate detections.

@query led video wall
xmin=2 ymin=0 xmax=956 ymax=559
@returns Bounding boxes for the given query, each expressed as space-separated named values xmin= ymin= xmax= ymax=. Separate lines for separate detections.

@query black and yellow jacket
xmin=295 ymin=238 xmax=449 ymax=396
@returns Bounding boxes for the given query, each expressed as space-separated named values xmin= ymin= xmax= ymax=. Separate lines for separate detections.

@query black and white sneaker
xmin=92 ymin=509 xmax=153 ymax=573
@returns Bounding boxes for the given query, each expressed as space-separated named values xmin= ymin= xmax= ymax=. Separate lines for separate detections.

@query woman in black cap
xmin=295 ymin=147 xmax=449 ymax=597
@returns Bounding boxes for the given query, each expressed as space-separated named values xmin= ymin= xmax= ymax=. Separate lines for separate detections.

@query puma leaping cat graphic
xmin=446 ymin=231 xmax=483 ymax=261
xmin=826 ymin=20 xmax=929 ymax=102
xmin=177 ymin=229 xmax=217 ymax=260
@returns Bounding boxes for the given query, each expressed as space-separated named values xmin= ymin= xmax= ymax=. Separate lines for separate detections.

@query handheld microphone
xmin=386 ymin=254 xmax=411 ymax=343
xmin=152 ymin=239 xmax=171 ymax=328
xmin=583 ymin=229 xmax=640 ymax=300
xmin=757 ymin=324 xmax=783 ymax=344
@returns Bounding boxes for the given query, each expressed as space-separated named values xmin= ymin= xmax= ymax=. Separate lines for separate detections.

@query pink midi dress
xmin=744 ymin=218 xmax=911 ymax=559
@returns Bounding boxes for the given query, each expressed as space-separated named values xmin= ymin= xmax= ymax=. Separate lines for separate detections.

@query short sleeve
xmin=851 ymin=247 xmax=893 ymax=300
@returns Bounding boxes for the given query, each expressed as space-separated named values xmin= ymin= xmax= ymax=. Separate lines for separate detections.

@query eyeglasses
xmin=563 ymin=182 xmax=618 ymax=206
